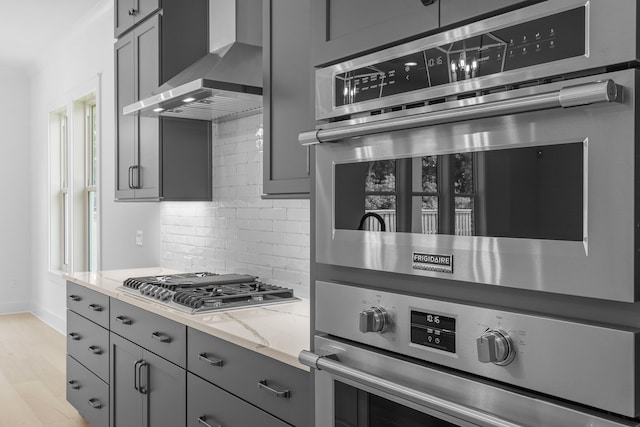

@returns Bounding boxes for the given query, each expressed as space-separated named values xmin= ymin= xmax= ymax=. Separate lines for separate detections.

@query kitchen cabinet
xmin=114 ymin=1 xmax=211 ymax=201
xmin=66 ymin=283 xmax=110 ymax=427
xmin=262 ymin=0 xmax=313 ymax=198
xmin=312 ymin=0 xmax=439 ymax=66
xmin=188 ymin=327 xmax=310 ymax=426
xmin=114 ymin=0 xmax=160 ymax=37
xmin=115 ymin=14 xmax=161 ymax=200
xmin=110 ymin=332 xmax=186 ymax=427
xmin=440 ymin=0 xmax=539 ymax=27
xmin=187 ymin=373 xmax=290 ymax=427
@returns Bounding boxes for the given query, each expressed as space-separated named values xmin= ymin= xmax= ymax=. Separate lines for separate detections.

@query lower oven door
xmin=301 ymin=336 xmax=640 ymax=427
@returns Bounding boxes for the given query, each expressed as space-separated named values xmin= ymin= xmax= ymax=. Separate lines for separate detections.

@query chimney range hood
xmin=123 ymin=0 xmax=262 ymax=122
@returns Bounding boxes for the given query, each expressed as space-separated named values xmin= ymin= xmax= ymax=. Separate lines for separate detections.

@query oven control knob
xmin=476 ymin=329 xmax=516 ymax=366
xmin=359 ymin=306 xmax=388 ymax=333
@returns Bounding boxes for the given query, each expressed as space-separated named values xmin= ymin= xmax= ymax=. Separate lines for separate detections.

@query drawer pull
xmin=88 ymin=398 xmax=102 ymax=409
xmin=88 ymin=345 xmax=103 ymax=355
xmin=88 ymin=304 xmax=103 ymax=312
xmin=151 ymin=332 xmax=171 ymax=343
xmin=67 ymin=380 xmax=80 ymax=390
xmin=69 ymin=294 xmax=81 ymax=302
xmin=258 ymin=380 xmax=291 ymax=398
xmin=198 ymin=415 xmax=222 ymax=427
xmin=115 ymin=315 xmax=132 ymax=325
xmin=68 ymin=332 xmax=81 ymax=341
xmin=198 ymin=352 xmax=224 ymax=367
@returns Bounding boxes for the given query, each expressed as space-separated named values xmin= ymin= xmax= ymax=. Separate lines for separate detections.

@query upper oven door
xmin=315 ymin=69 xmax=638 ymax=302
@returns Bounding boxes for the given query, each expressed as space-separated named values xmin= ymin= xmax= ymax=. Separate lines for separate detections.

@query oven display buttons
xmin=410 ymin=311 xmax=456 ymax=353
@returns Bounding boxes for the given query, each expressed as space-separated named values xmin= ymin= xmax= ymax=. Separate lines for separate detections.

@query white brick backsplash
xmin=160 ymin=114 xmax=310 ymax=298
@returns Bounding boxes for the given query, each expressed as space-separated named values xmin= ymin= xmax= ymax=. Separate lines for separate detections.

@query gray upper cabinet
xmin=114 ymin=0 xmax=211 ymax=202
xmin=312 ymin=0 xmax=439 ymax=66
xmin=115 ymin=15 xmax=160 ymax=200
xmin=114 ymin=0 xmax=160 ymax=37
xmin=440 ymin=0 xmax=539 ymax=27
xmin=262 ymin=0 xmax=313 ymax=198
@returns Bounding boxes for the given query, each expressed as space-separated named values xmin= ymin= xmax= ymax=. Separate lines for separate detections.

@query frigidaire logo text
xmin=412 ymin=252 xmax=454 ymax=274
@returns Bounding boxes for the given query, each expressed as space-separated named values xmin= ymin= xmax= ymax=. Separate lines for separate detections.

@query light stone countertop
xmin=64 ymin=267 xmax=311 ymax=371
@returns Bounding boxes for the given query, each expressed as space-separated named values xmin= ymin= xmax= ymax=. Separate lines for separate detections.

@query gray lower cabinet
xmin=66 ymin=282 xmax=111 ymax=427
xmin=188 ymin=327 xmax=309 ymax=426
xmin=187 ymin=373 xmax=290 ymax=427
xmin=67 ymin=356 xmax=110 ymax=427
xmin=110 ymin=332 xmax=187 ymax=427
xmin=262 ymin=0 xmax=313 ymax=198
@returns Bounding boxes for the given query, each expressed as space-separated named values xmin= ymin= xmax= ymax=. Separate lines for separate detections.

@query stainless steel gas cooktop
xmin=120 ymin=272 xmax=298 ymax=314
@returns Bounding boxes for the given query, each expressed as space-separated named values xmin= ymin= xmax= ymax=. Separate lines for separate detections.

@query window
xmin=49 ymin=89 xmax=100 ymax=274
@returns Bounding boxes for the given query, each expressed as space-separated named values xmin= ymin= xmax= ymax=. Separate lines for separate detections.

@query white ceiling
xmin=0 ymin=0 xmax=103 ymax=68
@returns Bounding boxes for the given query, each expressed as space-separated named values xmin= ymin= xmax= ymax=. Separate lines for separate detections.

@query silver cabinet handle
xmin=67 ymin=380 xmax=80 ymax=390
xmin=198 ymin=352 xmax=224 ymax=367
xmin=198 ymin=415 xmax=222 ymax=427
xmin=151 ymin=331 xmax=171 ymax=343
xmin=258 ymin=379 xmax=291 ymax=398
xmin=88 ymin=345 xmax=102 ymax=355
xmin=115 ymin=315 xmax=132 ymax=325
xmin=299 ymin=350 xmax=525 ymax=427
xmin=88 ymin=398 xmax=102 ymax=409
xmin=88 ymin=303 xmax=103 ymax=312
xmin=299 ymin=80 xmax=620 ymax=146
xmin=68 ymin=332 xmax=81 ymax=341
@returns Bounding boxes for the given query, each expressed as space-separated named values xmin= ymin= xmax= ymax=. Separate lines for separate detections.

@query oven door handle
xmin=299 ymin=350 xmax=523 ymax=427
xmin=298 ymin=79 xmax=620 ymax=146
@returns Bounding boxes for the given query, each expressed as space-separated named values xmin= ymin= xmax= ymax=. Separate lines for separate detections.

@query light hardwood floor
xmin=0 ymin=313 xmax=91 ymax=427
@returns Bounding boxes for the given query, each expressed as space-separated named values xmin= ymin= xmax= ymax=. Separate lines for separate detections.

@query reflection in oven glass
xmin=335 ymin=142 xmax=583 ymax=241
xmin=335 ymin=381 xmax=459 ymax=426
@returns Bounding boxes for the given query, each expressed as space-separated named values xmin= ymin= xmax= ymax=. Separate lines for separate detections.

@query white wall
xmin=161 ymin=114 xmax=311 ymax=298
xmin=28 ymin=0 xmax=161 ymax=332
xmin=0 ymin=65 xmax=31 ymax=314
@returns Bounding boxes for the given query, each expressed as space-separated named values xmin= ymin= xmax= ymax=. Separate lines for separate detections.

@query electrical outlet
xmin=10 ymin=279 xmax=18 ymax=289
xmin=136 ymin=230 xmax=144 ymax=246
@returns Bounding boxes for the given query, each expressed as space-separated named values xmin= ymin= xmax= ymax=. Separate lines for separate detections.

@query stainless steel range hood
xmin=123 ymin=0 xmax=262 ymax=122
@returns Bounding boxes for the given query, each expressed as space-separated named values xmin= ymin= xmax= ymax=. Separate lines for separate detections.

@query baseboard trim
xmin=0 ymin=301 xmax=30 ymax=316
xmin=31 ymin=304 xmax=66 ymax=335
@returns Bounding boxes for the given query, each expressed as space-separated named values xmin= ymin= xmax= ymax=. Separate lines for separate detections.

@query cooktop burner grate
xmin=120 ymin=272 xmax=298 ymax=313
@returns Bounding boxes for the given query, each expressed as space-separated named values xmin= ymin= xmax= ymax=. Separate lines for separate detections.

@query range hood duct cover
xmin=123 ymin=1 xmax=263 ymax=122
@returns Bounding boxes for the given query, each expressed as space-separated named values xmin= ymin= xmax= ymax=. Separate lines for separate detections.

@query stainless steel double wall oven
xmin=300 ymin=1 xmax=640 ymax=426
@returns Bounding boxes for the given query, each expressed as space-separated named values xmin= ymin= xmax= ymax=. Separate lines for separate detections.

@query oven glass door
xmin=335 ymin=142 xmax=583 ymax=241
xmin=334 ymin=381 xmax=463 ymax=427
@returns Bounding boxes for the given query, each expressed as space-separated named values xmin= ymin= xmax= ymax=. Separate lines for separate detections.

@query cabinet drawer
xmin=67 ymin=355 xmax=109 ymax=427
xmin=187 ymin=373 xmax=290 ymax=427
xmin=110 ymin=298 xmax=186 ymax=367
xmin=187 ymin=328 xmax=309 ymax=426
xmin=66 ymin=282 xmax=109 ymax=328
xmin=67 ymin=310 xmax=109 ymax=382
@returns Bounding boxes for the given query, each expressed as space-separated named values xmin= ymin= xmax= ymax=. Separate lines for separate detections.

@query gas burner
xmin=120 ymin=272 xmax=298 ymax=313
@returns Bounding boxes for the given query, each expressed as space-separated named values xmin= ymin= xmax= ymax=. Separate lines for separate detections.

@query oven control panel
xmin=410 ymin=310 xmax=456 ymax=353
xmin=334 ymin=6 xmax=585 ymax=107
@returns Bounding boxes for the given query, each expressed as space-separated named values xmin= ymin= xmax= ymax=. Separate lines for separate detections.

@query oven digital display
xmin=334 ymin=7 xmax=585 ymax=107
xmin=410 ymin=310 xmax=456 ymax=353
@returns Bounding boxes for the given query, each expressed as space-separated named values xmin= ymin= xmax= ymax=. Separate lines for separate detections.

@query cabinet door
xmin=144 ymin=350 xmax=186 ymax=427
xmin=115 ymin=32 xmax=137 ymax=199
xmin=110 ymin=333 xmax=144 ymax=427
xmin=440 ymin=0 xmax=537 ymax=27
xmin=114 ymin=0 xmax=161 ymax=37
xmin=263 ymin=0 xmax=313 ymax=198
xmin=313 ymin=0 xmax=439 ymax=66
xmin=134 ymin=15 xmax=161 ymax=199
